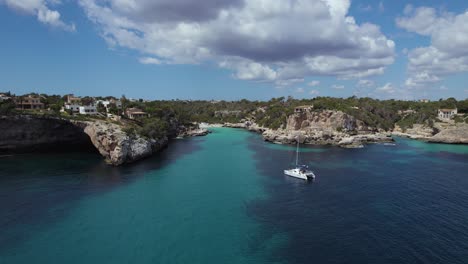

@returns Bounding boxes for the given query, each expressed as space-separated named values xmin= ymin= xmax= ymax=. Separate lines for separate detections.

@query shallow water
xmin=1 ymin=128 xmax=467 ymax=264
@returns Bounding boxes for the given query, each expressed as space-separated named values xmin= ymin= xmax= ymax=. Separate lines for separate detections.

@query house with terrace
xmin=438 ymin=108 xmax=458 ymax=120
xmin=14 ymin=95 xmax=44 ymax=110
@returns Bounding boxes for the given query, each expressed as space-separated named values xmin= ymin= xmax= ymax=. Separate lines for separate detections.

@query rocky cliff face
xmin=392 ymin=122 xmax=468 ymax=144
xmin=0 ymin=116 xmax=168 ymax=165
xmin=428 ymin=123 xmax=468 ymax=144
xmin=78 ymin=121 xmax=168 ymax=165
xmin=262 ymin=110 xmax=391 ymax=147
xmin=285 ymin=110 xmax=371 ymax=133
xmin=0 ymin=115 xmax=93 ymax=152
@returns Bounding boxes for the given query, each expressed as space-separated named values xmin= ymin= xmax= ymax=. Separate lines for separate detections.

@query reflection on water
xmin=0 ymin=138 xmax=204 ymax=252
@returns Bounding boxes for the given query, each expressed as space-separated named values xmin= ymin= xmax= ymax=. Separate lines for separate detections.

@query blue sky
xmin=0 ymin=0 xmax=467 ymax=100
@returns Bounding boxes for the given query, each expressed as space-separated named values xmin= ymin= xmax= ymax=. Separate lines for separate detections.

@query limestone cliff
xmin=78 ymin=121 xmax=168 ymax=165
xmin=428 ymin=123 xmax=468 ymax=144
xmin=392 ymin=122 xmax=468 ymax=144
xmin=0 ymin=115 xmax=93 ymax=152
xmin=0 ymin=115 xmax=168 ymax=165
xmin=262 ymin=110 xmax=391 ymax=147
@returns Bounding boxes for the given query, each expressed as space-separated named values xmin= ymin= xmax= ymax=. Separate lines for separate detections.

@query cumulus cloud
xmin=374 ymin=82 xmax=414 ymax=99
xmin=79 ymin=0 xmax=395 ymax=85
xmin=295 ymin=87 xmax=305 ymax=93
xmin=376 ymin=82 xmax=395 ymax=93
xmin=357 ymin=79 xmax=374 ymax=87
xmin=309 ymin=89 xmax=320 ymax=95
xmin=139 ymin=57 xmax=162 ymax=65
xmin=1 ymin=0 xmax=75 ymax=31
xmin=397 ymin=6 xmax=468 ymax=87
xmin=308 ymin=80 xmax=320 ymax=87
xmin=332 ymin=84 xmax=345 ymax=89
xmin=275 ymin=78 xmax=304 ymax=88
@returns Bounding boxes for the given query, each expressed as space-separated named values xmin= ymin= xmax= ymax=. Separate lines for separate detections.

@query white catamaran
xmin=284 ymin=140 xmax=316 ymax=180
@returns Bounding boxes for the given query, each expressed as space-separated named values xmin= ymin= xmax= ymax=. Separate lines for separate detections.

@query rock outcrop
xmin=391 ymin=124 xmax=436 ymax=140
xmin=392 ymin=122 xmax=468 ymax=144
xmin=0 ymin=115 xmax=168 ymax=165
xmin=78 ymin=121 xmax=168 ymax=165
xmin=0 ymin=115 xmax=94 ymax=152
xmin=261 ymin=110 xmax=391 ymax=147
xmin=427 ymin=123 xmax=468 ymax=144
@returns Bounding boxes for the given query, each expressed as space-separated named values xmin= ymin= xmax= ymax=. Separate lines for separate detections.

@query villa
xmin=64 ymin=104 xmax=81 ymax=113
xmin=66 ymin=94 xmax=81 ymax=104
xmin=14 ymin=95 xmax=44 ymax=110
xmin=294 ymin=105 xmax=314 ymax=113
xmin=438 ymin=108 xmax=458 ymax=120
xmin=0 ymin=93 xmax=11 ymax=101
xmin=79 ymin=105 xmax=98 ymax=115
xmin=125 ymin=108 xmax=148 ymax=119
xmin=95 ymin=99 xmax=122 ymax=111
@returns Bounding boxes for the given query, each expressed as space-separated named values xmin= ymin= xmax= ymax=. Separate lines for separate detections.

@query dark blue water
xmin=1 ymin=128 xmax=467 ymax=263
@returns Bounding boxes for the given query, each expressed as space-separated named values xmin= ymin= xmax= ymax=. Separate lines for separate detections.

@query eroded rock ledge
xmin=76 ymin=120 xmax=168 ymax=165
xmin=224 ymin=110 xmax=394 ymax=148
xmin=0 ymin=116 xmax=169 ymax=165
xmin=392 ymin=123 xmax=468 ymax=144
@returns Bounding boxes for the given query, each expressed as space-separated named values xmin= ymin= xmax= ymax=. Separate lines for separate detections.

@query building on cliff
xmin=294 ymin=105 xmax=314 ymax=113
xmin=94 ymin=99 xmax=122 ymax=112
xmin=14 ymin=95 xmax=44 ymax=110
xmin=64 ymin=104 xmax=81 ymax=113
xmin=0 ymin=93 xmax=11 ymax=101
xmin=125 ymin=108 xmax=148 ymax=119
xmin=79 ymin=105 xmax=98 ymax=115
xmin=66 ymin=94 xmax=81 ymax=104
xmin=438 ymin=108 xmax=458 ymax=120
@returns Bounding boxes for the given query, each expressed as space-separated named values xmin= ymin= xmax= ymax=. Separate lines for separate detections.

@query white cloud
xmin=275 ymin=78 xmax=304 ymax=88
xmin=295 ymin=87 xmax=305 ymax=93
xmin=309 ymin=89 xmax=320 ymax=95
xmin=139 ymin=57 xmax=162 ymax=65
xmin=358 ymin=4 xmax=372 ymax=12
xmin=307 ymin=80 xmax=320 ymax=87
xmin=357 ymin=79 xmax=374 ymax=87
xmin=1 ymin=0 xmax=75 ymax=31
xmin=332 ymin=84 xmax=345 ymax=89
xmin=439 ymin=85 xmax=448 ymax=90
xmin=397 ymin=6 xmax=468 ymax=87
xmin=78 ymin=0 xmax=395 ymax=85
xmin=376 ymin=82 xmax=395 ymax=93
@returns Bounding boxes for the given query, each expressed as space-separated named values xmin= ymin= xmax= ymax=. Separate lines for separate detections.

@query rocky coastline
xmin=392 ymin=122 xmax=468 ymax=144
xmin=223 ymin=109 xmax=468 ymax=148
xmin=224 ymin=110 xmax=393 ymax=148
xmin=0 ymin=115 xmax=210 ymax=166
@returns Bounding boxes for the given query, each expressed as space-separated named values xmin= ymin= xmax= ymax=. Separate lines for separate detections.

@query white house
xmin=438 ymin=108 xmax=457 ymax=120
xmin=294 ymin=105 xmax=314 ymax=113
xmin=65 ymin=104 xmax=81 ymax=113
xmin=79 ymin=105 xmax=98 ymax=115
xmin=0 ymin=94 xmax=11 ymax=101
xmin=95 ymin=99 xmax=122 ymax=112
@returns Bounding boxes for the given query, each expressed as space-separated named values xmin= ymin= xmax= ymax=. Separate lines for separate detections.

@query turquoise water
xmin=1 ymin=128 xmax=468 ymax=263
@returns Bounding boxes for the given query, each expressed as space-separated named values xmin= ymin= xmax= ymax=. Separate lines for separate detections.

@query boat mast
xmin=296 ymin=140 xmax=299 ymax=166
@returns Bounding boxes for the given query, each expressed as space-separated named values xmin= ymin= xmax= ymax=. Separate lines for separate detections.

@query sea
xmin=1 ymin=127 xmax=467 ymax=264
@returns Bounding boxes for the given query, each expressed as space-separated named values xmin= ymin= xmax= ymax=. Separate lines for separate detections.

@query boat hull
xmin=284 ymin=169 xmax=315 ymax=180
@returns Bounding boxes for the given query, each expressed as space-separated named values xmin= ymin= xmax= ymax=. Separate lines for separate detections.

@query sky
xmin=0 ymin=0 xmax=467 ymax=101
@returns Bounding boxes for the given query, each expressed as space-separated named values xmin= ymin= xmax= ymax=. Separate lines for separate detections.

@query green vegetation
xmin=2 ymin=92 xmax=467 ymax=136
xmin=0 ymin=99 xmax=16 ymax=115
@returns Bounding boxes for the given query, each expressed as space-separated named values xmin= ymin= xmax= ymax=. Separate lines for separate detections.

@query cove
xmin=1 ymin=128 xmax=468 ymax=264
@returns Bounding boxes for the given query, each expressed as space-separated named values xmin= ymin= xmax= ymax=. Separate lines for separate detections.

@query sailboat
xmin=284 ymin=140 xmax=316 ymax=180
